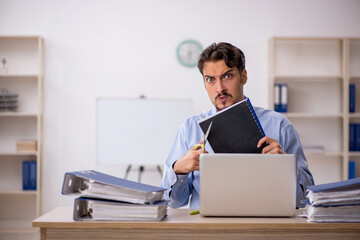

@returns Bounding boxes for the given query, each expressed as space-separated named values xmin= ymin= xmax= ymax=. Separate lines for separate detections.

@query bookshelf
xmin=349 ymin=38 xmax=360 ymax=181
xmin=269 ymin=37 xmax=360 ymax=184
xmin=0 ymin=36 xmax=43 ymax=240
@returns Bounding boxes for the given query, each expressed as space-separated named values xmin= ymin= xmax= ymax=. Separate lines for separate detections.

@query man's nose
xmin=215 ymin=80 xmax=226 ymax=94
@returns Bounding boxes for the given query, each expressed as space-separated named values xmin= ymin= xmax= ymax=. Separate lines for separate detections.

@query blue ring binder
xmin=245 ymin=98 xmax=266 ymax=137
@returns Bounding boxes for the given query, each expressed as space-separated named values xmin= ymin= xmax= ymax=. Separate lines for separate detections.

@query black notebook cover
xmin=199 ymin=98 xmax=266 ymax=153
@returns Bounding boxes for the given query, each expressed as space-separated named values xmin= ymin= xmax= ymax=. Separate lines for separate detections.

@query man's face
xmin=202 ymin=60 xmax=247 ymax=111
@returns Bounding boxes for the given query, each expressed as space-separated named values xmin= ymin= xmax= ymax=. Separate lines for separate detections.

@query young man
xmin=161 ymin=42 xmax=314 ymax=209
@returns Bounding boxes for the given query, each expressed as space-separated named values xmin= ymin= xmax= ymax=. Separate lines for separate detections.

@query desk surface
xmin=33 ymin=207 xmax=360 ymax=240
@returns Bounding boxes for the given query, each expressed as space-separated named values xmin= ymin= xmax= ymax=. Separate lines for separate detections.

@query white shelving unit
xmin=348 ymin=38 xmax=360 ymax=180
xmin=0 ymin=36 xmax=43 ymax=240
xmin=269 ymin=37 xmax=360 ymax=185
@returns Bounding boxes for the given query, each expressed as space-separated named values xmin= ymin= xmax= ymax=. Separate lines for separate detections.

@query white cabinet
xmin=269 ymin=37 xmax=360 ymax=184
xmin=0 ymin=36 xmax=43 ymax=240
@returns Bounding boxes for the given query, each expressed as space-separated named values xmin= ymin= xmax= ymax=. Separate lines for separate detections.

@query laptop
xmin=199 ymin=154 xmax=296 ymax=217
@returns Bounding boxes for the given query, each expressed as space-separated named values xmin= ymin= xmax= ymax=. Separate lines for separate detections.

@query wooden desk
xmin=33 ymin=207 xmax=360 ymax=240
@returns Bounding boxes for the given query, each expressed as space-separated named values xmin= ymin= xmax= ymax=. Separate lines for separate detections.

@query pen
xmin=190 ymin=210 xmax=200 ymax=215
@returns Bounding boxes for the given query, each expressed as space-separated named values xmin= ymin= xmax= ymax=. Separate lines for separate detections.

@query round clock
xmin=176 ymin=39 xmax=203 ymax=67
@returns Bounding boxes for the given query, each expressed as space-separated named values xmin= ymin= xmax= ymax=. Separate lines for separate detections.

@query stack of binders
xmin=305 ymin=177 xmax=360 ymax=222
xmin=61 ymin=170 xmax=168 ymax=221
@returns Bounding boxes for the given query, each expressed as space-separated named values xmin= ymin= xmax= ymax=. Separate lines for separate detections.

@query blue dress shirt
xmin=161 ymin=100 xmax=314 ymax=209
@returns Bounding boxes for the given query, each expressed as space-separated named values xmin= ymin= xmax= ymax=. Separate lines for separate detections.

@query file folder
xmin=29 ymin=160 xmax=37 ymax=190
xmin=62 ymin=170 xmax=166 ymax=204
xmin=22 ymin=161 xmax=30 ymax=190
xmin=307 ymin=177 xmax=360 ymax=193
xmin=349 ymin=84 xmax=355 ymax=113
xmin=73 ymin=197 xmax=167 ymax=221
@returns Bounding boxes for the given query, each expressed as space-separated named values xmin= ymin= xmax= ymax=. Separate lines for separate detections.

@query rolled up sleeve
xmin=161 ymin=120 xmax=193 ymax=208
xmin=282 ymin=124 xmax=315 ymax=208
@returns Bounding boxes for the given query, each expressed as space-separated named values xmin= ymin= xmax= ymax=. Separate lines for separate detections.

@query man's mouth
xmin=216 ymin=93 xmax=232 ymax=103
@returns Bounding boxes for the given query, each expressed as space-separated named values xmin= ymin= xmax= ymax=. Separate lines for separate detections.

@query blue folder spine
xmin=350 ymin=123 xmax=355 ymax=151
xmin=349 ymin=161 xmax=355 ymax=179
xmin=274 ymin=83 xmax=281 ymax=112
xmin=349 ymin=84 xmax=356 ymax=113
xmin=280 ymin=84 xmax=288 ymax=112
xmin=274 ymin=83 xmax=288 ymax=113
xmin=29 ymin=160 xmax=37 ymax=190
xmin=356 ymin=124 xmax=360 ymax=151
xmin=22 ymin=161 xmax=30 ymax=190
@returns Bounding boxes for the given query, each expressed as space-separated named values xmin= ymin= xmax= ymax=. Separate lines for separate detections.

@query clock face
xmin=176 ymin=40 xmax=203 ymax=67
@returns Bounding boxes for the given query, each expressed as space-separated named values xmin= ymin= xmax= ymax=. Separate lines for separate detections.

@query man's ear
xmin=241 ymin=69 xmax=248 ymax=84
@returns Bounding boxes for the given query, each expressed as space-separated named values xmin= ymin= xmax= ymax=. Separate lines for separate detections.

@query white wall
xmin=0 ymin=0 xmax=359 ymax=214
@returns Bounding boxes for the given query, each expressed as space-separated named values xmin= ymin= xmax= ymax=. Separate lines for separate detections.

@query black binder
xmin=199 ymin=98 xmax=266 ymax=153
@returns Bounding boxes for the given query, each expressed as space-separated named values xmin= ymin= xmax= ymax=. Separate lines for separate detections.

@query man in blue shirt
xmin=161 ymin=42 xmax=314 ymax=209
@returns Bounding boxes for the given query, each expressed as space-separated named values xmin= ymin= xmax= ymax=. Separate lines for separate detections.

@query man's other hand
xmin=257 ymin=136 xmax=285 ymax=154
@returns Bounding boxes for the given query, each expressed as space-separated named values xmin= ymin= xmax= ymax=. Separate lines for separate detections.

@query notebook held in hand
xmin=198 ymin=98 xmax=266 ymax=153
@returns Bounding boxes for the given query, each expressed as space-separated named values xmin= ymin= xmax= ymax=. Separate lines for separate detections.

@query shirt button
xmin=180 ymin=179 xmax=184 ymax=183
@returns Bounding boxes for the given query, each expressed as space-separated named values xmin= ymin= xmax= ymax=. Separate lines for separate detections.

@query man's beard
xmin=215 ymin=92 xmax=242 ymax=111
xmin=215 ymin=92 xmax=232 ymax=111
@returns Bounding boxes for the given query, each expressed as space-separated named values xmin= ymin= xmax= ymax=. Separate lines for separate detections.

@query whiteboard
xmin=97 ymin=98 xmax=192 ymax=165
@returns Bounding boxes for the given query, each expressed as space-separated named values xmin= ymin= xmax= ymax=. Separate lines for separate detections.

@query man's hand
xmin=257 ymin=136 xmax=285 ymax=154
xmin=173 ymin=142 xmax=207 ymax=174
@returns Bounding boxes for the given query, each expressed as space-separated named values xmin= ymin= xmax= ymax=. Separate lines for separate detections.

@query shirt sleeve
xmin=281 ymin=123 xmax=315 ymax=208
xmin=160 ymin=120 xmax=193 ymax=208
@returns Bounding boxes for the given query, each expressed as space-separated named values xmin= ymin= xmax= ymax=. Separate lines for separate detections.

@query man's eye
xmin=206 ymin=78 xmax=214 ymax=83
xmin=224 ymin=73 xmax=232 ymax=79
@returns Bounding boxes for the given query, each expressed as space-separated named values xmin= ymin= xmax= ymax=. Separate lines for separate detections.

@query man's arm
xmin=256 ymin=124 xmax=314 ymax=208
xmin=280 ymin=124 xmax=315 ymax=208
xmin=161 ymin=120 xmax=204 ymax=208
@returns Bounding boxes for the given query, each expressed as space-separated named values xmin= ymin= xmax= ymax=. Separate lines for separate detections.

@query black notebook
xmin=198 ymin=98 xmax=266 ymax=153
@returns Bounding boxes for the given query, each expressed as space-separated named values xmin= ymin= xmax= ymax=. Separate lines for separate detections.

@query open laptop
xmin=199 ymin=154 xmax=296 ymax=217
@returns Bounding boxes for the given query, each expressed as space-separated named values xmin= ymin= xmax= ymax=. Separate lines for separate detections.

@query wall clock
xmin=176 ymin=39 xmax=203 ymax=67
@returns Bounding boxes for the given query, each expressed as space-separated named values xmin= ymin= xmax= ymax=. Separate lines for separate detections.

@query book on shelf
xmin=349 ymin=123 xmax=360 ymax=151
xmin=62 ymin=170 xmax=168 ymax=221
xmin=349 ymin=84 xmax=356 ymax=113
xmin=274 ymin=83 xmax=288 ymax=113
xmin=198 ymin=97 xmax=266 ymax=153
xmin=74 ymin=197 xmax=167 ymax=221
xmin=22 ymin=160 xmax=36 ymax=190
xmin=305 ymin=177 xmax=360 ymax=222
xmin=22 ymin=161 xmax=30 ymax=190
xmin=349 ymin=161 xmax=356 ymax=179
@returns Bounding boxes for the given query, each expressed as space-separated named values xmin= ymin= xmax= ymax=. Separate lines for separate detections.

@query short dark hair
xmin=197 ymin=42 xmax=246 ymax=75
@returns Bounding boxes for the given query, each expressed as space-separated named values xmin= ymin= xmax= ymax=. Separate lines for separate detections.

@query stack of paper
xmin=62 ymin=170 xmax=167 ymax=221
xmin=305 ymin=177 xmax=360 ymax=222
xmin=74 ymin=198 xmax=168 ymax=221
